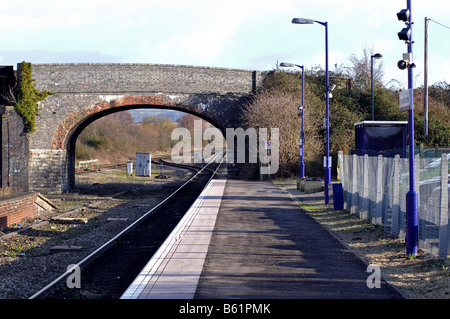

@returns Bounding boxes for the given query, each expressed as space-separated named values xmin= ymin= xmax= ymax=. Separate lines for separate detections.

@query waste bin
xmin=332 ymin=183 xmax=344 ymax=210
xmin=126 ymin=161 xmax=133 ymax=176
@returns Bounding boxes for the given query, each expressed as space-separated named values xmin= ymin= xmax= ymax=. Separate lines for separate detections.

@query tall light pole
xmin=424 ymin=17 xmax=430 ymax=140
xmin=371 ymin=53 xmax=382 ymax=120
xmin=291 ymin=18 xmax=331 ymax=205
xmin=280 ymin=62 xmax=305 ymax=178
xmin=397 ymin=0 xmax=418 ymax=258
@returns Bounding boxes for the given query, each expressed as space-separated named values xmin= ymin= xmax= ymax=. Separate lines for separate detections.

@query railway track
xmin=29 ymin=153 xmax=225 ymax=299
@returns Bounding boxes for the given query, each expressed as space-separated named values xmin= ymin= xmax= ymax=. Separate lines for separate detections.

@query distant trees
xmin=75 ymin=111 xmax=214 ymax=164
xmin=142 ymin=115 xmax=178 ymax=151
xmin=76 ymin=112 xmax=171 ymax=164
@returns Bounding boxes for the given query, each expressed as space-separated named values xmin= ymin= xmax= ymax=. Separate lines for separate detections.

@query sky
xmin=1 ymin=0 xmax=449 ymax=89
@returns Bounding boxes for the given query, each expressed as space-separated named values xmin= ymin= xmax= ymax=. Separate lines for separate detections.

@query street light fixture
xmin=292 ymin=18 xmax=315 ymax=25
xmin=292 ymin=17 xmax=331 ymax=205
xmin=279 ymin=62 xmax=296 ymax=67
xmin=280 ymin=62 xmax=306 ymax=178
xmin=371 ymin=53 xmax=382 ymax=121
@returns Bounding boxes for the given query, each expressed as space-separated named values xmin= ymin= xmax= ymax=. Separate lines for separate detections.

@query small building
xmin=354 ymin=121 xmax=408 ymax=158
xmin=135 ymin=153 xmax=151 ymax=176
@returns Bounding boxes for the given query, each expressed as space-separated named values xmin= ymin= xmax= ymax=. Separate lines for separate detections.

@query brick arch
xmin=57 ymin=94 xmax=229 ymax=191
xmin=51 ymin=95 xmax=227 ymax=150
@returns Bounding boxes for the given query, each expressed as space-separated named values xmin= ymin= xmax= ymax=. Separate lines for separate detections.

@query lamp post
xmin=292 ymin=18 xmax=331 ymax=205
xmin=371 ymin=53 xmax=382 ymax=121
xmin=280 ymin=62 xmax=305 ymax=178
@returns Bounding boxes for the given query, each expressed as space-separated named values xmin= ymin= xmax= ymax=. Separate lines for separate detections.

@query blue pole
xmin=320 ymin=21 xmax=331 ymax=205
xmin=405 ymin=0 xmax=418 ymax=257
xmin=291 ymin=18 xmax=330 ymax=204
xmin=300 ymin=65 xmax=305 ymax=178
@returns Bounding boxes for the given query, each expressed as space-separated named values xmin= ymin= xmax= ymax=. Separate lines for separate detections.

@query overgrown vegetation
xmin=242 ymin=48 xmax=450 ymax=177
xmin=15 ymin=62 xmax=53 ymax=132
xmin=243 ymin=79 xmax=324 ymax=177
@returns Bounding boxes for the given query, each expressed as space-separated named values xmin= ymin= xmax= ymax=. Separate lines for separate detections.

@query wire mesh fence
xmin=340 ymin=152 xmax=449 ymax=258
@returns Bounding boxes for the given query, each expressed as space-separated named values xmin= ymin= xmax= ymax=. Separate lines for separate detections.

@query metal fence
xmin=339 ymin=152 xmax=449 ymax=258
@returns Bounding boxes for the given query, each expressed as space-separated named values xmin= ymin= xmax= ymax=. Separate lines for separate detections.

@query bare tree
xmin=0 ymin=86 xmax=17 ymax=105
xmin=348 ymin=46 xmax=384 ymax=91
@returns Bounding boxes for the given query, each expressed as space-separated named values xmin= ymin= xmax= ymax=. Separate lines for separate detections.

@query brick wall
xmin=28 ymin=149 xmax=66 ymax=193
xmin=0 ymin=192 xmax=38 ymax=230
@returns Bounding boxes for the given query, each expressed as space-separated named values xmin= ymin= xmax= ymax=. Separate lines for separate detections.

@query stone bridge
xmin=26 ymin=63 xmax=266 ymax=193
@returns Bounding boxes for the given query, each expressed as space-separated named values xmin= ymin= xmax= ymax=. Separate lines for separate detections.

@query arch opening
xmin=63 ymin=102 xmax=226 ymax=192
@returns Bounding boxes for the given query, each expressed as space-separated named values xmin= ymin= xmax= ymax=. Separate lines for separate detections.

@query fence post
xmin=337 ymin=151 xmax=344 ymax=183
xmin=439 ymin=153 xmax=449 ymax=258
xmin=343 ymin=155 xmax=349 ymax=210
xmin=338 ymin=151 xmax=347 ymax=210
xmin=415 ymin=154 xmax=421 ymax=207
xmin=373 ymin=155 xmax=384 ymax=225
xmin=357 ymin=155 xmax=369 ymax=220
xmin=350 ymin=154 xmax=358 ymax=214
xmin=391 ymin=155 xmax=400 ymax=236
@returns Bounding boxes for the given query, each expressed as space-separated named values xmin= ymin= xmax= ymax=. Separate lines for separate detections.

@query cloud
xmin=135 ymin=1 xmax=257 ymax=65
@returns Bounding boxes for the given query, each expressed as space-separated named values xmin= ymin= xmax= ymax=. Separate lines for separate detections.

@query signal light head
xmin=398 ymin=27 xmax=411 ymax=41
xmin=397 ymin=9 xmax=410 ymax=22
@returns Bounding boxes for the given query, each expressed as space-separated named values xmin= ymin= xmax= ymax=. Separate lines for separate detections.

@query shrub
xmin=15 ymin=62 xmax=53 ymax=132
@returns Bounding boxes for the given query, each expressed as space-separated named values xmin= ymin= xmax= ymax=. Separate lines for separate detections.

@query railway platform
xmin=121 ymin=176 xmax=404 ymax=299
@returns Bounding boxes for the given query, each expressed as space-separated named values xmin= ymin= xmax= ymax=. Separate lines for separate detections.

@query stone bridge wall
xmin=25 ymin=63 xmax=266 ymax=193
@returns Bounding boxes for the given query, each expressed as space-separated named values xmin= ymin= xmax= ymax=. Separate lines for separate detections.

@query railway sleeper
xmin=50 ymin=217 xmax=88 ymax=224
xmin=49 ymin=245 xmax=83 ymax=252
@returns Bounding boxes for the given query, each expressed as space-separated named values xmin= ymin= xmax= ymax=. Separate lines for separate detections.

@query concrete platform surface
xmin=194 ymin=179 xmax=403 ymax=299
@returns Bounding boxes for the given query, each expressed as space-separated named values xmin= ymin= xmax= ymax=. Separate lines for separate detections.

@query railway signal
xmin=397 ymin=0 xmax=419 ymax=258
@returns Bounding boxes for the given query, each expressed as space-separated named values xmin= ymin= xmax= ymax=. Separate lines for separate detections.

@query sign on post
xmin=323 ymin=156 xmax=332 ymax=168
xmin=399 ymin=89 xmax=411 ymax=112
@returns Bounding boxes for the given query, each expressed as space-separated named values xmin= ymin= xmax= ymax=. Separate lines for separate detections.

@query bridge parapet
xmin=31 ymin=63 xmax=264 ymax=95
